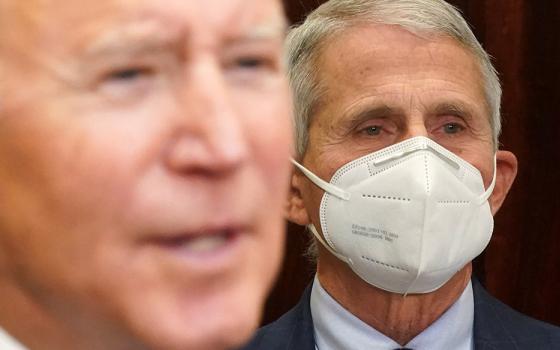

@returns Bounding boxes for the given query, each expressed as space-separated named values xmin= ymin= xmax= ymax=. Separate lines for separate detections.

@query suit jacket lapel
xmin=285 ymin=284 xmax=316 ymax=350
xmin=472 ymin=278 xmax=518 ymax=349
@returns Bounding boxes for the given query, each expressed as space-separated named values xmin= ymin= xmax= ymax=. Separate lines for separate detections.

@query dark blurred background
xmin=263 ymin=0 xmax=560 ymax=326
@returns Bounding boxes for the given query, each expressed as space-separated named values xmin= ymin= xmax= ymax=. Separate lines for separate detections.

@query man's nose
xmin=401 ymin=117 xmax=429 ymax=140
xmin=164 ymin=59 xmax=249 ymax=176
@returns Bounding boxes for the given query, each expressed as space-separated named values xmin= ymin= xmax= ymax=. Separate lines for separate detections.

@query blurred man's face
xmin=0 ymin=0 xmax=291 ymax=349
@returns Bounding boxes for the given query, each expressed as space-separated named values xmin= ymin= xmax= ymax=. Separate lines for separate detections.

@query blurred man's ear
xmin=489 ymin=150 xmax=518 ymax=215
xmin=285 ymin=170 xmax=312 ymax=226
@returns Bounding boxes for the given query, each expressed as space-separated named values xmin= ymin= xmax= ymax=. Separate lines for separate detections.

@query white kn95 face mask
xmin=293 ymin=136 xmax=496 ymax=294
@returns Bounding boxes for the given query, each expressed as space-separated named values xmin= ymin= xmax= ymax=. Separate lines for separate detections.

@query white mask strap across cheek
xmin=477 ymin=154 xmax=497 ymax=205
xmin=291 ymin=159 xmax=351 ymax=201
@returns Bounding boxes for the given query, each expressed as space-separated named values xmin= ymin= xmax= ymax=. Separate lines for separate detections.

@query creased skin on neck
xmin=317 ymin=245 xmax=472 ymax=345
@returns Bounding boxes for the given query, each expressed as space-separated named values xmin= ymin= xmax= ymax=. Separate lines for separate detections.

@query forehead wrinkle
xmin=1 ymin=0 xmax=128 ymax=68
xmin=0 ymin=0 xmax=69 ymax=88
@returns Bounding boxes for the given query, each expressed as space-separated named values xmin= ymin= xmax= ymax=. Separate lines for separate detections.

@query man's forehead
xmin=0 ymin=0 xmax=286 ymax=105
xmin=315 ymin=24 xmax=483 ymax=94
xmin=0 ymin=0 xmax=286 ymax=47
xmin=322 ymin=25 xmax=473 ymax=68
xmin=307 ymin=23 xmax=489 ymax=128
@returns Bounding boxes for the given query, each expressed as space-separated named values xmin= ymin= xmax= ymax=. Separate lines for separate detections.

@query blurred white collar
xmin=310 ymin=275 xmax=474 ymax=350
xmin=0 ymin=328 xmax=27 ymax=350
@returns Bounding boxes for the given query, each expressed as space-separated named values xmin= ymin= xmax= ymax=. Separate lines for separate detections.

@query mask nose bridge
xmin=372 ymin=138 xmax=431 ymax=166
xmin=391 ymin=139 xmax=463 ymax=172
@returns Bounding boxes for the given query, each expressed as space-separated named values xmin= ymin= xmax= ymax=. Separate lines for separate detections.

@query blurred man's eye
xmin=105 ymin=66 xmax=153 ymax=83
xmin=94 ymin=65 xmax=158 ymax=102
xmin=224 ymin=51 xmax=281 ymax=88
xmin=231 ymin=55 xmax=278 ymax=73
xmin=235 ymin=57 xmax=267 ymax=69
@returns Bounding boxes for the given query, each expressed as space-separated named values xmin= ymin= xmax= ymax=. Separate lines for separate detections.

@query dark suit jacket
xmin=242 ymin=279 xmax=560 ymax=349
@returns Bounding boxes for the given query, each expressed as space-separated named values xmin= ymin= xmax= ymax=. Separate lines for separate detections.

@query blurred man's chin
xmin=194 ymin=317 xmax=260 ymax=350
xmin=137 ymin=307 xmax=260 ymax=350
xmin=186 ymin=296 xmax=262 ymax=350
xmin=121 ymin=281 xmax=265 ymax=350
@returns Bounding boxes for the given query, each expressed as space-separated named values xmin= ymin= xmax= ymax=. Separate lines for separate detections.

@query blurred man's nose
xmin=165 ymin=58 xmax=249 ymax=176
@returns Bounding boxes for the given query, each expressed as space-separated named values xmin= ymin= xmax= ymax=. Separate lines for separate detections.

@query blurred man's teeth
xmin=183 ymin=235 xmax=227 ymax=253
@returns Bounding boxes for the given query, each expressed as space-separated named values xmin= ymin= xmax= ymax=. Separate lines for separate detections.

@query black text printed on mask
xmin=351 ymin=224 xmax=399 ymax=243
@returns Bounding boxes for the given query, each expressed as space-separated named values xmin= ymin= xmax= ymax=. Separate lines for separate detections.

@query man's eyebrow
xmin=85 ymin=19 xmax=288 ymax=58
xmin=432 ymin=102 xmax=475 ymax=120
xmin=334 ymin=104 xmax=403 ymax=132
xmin=228 ymin=19 xmax=288 ymax=42
xmin=84 ymin=23 xmax=184 ymax=58
xmin=346 ymin=105 xmax=404 ymax=124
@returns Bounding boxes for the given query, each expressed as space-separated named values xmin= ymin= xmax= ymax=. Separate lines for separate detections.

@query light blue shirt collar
xmin=0 ymin=328 xmax=27 ymax=350
xmin=310 ymin=276 xmax=474 ymax=350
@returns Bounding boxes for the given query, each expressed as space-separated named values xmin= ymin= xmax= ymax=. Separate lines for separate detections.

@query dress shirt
xmin=0 ymin=328 xmax=27 ymax=350
xmin=310 ymin=276 xmax=474 ymax=350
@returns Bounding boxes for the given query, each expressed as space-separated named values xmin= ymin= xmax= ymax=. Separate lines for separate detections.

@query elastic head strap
xmin=308 ymin=224 xmax=350 ymax=263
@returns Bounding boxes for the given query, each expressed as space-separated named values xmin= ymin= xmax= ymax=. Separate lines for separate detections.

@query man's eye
xmin=110 ymin=69 xmax=142 ymax=80
xmin=364 ymin=126 xmax=382 ymax=136
xmin=105 ymin=67 xmax=153 ymax=83
xmin=231 ymin=54 xmax=281 ymax=73
xmin=443 ymin=123 xmax=464 ymax=134
xmin=235 ymin=57 xmax=266 ymax=69
xmin=95 ymin=65 xmax=156 ymax=100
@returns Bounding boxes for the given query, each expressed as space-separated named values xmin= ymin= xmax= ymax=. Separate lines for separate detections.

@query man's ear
xmin=489 ymin=150 xmax=518 ymax=215
xmin=285 ymin=170 xmax=312 ymax=226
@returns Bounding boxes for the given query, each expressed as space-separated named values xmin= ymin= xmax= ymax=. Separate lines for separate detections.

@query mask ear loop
xmin=477 ymin=154 xmax=497 ymax=205
xmin=290 ymin=159 xmax=351 ymax=201
xmin=290 ymin=159 xmax=351 ymax=262
xmin=308 ymin=224 xmax=351 ymax=264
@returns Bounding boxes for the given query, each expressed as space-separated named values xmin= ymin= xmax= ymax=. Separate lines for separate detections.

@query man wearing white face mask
xmin=243 ymin=0 xmax=560 ymax=349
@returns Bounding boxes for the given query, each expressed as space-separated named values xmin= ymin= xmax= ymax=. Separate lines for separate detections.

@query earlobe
xmin=285 ymin=172 xmax=312 ymax=226
xmin=489 ymin=150 xmax=518 ymax=215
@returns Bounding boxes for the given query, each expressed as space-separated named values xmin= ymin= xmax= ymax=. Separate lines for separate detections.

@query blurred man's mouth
xmin=153 ymin=229 xmax=240 ymax=255
xmin=142 ymin=226 xmax=247 ymax=271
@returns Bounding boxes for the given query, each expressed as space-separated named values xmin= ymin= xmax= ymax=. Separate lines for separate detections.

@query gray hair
xmin=286 ymin=0 xmax=502 ymax=158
